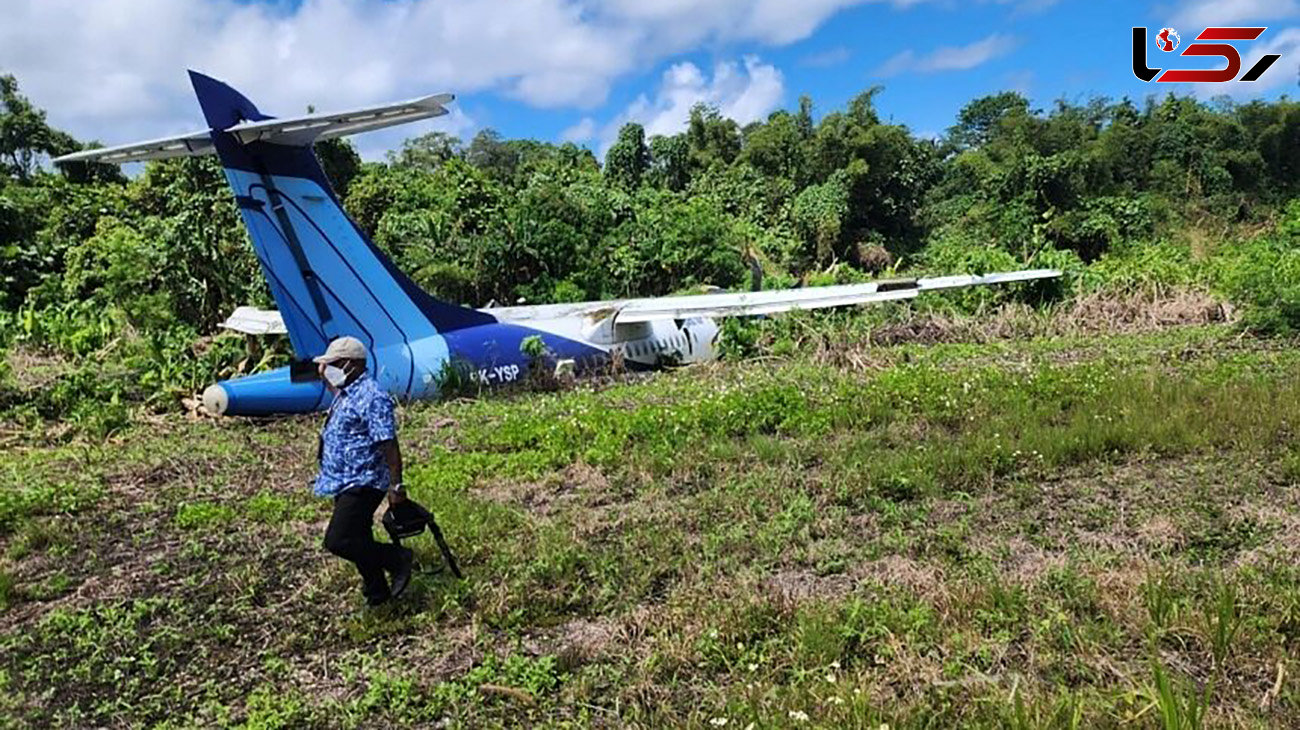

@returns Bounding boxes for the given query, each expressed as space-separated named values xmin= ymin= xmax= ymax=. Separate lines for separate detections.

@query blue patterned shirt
xmin=314 ymin=373 xmax=397 ymax=497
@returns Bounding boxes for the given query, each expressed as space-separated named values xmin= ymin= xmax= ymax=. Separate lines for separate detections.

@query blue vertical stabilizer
xmin=187 ymin=71 xmax=495 ymax=400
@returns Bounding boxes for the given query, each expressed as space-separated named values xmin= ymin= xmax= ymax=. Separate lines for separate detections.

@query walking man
xmin=314 ymin=336 xmax=413 ymax=606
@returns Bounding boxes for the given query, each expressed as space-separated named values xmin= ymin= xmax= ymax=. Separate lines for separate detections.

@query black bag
xmin=382 ymin=499 xmax=428 ymax=540
xmin=382 ymin=497 xmax=463 ymax=579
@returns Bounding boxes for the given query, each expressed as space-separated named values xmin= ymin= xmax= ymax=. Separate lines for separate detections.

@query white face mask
xmin=323 ymin=364 xmax=349 ymax=389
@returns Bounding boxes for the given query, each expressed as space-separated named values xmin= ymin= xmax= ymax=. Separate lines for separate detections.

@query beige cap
xmin=313 ymin=336 xmax=367 ymax=364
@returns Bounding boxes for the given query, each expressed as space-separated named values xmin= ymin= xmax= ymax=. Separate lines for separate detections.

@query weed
xmin=173 ymin=501 xmax=237 ymax=529
xmin=1202 ymin=578 xmax=1244 ymax=669
xmin=1144 ymin=572 xmax=1178 ymax=637
xmin=244 ymin=490 xmax=314 ymax=524
xmin=0 ymin=569 xmax=15 ymax=610
xmin=1148 ymin=660 xmax=1212 ymax=730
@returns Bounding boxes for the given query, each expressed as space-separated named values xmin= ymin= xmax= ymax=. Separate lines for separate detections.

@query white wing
xmin=489 ymin=268 xmax=1061 ymax=324
xmin=219 ymin=268 xmax=1060 ymax=333
xmin=53 ymin=94 xmax=453 ymax=166
xmin=219 ymin=306 xmax=288 ymax=335
xmin=611 ymin=285 xmax=921 ymax=322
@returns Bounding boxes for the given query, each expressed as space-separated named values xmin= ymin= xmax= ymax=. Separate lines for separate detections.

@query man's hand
xmin=379 ymin=439 xmax=404 ymax=506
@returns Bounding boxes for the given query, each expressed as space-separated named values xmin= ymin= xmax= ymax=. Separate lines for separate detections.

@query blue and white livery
xmin=56 ymin=72 xmax=1060 ymax=417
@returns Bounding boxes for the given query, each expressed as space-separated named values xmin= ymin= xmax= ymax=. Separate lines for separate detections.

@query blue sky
xmin=3 ymin=0 xmax=1298 ymax=159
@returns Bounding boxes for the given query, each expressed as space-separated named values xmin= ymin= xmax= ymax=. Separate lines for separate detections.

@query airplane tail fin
xmin=182 ymin=72 xmax=494 ymax=392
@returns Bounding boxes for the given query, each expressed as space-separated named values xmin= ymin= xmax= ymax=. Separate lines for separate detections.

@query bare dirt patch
xmin=478 ymin=461 xmax=611 ymax=517
xmin=763 ymin=568 xmax=856 ymax=602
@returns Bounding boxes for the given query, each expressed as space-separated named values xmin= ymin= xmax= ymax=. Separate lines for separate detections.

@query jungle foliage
xmin=5 ymin=71 xmax=1300 ymax=425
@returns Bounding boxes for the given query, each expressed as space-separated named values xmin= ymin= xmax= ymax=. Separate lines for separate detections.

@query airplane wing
xmin=221 ymin=268 xmax=1060 ymax=333
xmin=53 ymin=94 xmax=454 ymax=166
xmin=220 ymin=306 xmax=288 ymax=335
xmin=608 ymin=269 xmax=1059 ymax=323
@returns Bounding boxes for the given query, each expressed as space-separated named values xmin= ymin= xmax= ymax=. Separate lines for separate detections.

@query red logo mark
xmin=1132 ymin=26 xmax=1281 ymax=83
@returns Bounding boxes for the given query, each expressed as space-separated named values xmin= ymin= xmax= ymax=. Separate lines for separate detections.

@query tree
xmin=687 ymin=104 xmax=742 ymax=169
xmin=796 ymin=95 xmax=814 ymax=139
xmin=466 ymin=129 xmax=517 ymax=182
xmin=648 ymin=134 xmax=691 ymax=191
xmin=0 ymin=74 xmax=78 ymax=181
xmin=387 ymin=131 xmax=463 ymax=172
xmin=740 ymin=109 xmax=807 ymax=185
xmin=947 ymin=91 xmax=1032 ymax=151
xmin=315 ymin=138 xmax=362 ymax=197
xmin=604 ymin=123 xmax=650 ymax=191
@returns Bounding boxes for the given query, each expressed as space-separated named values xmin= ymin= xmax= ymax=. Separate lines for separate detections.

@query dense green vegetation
xmin=4 ymin=72 xmax=1300 ymax=428
xmin=5 ymin=326 xmax=1300 ymax=727
xmin=7 ymin=70 xmax=1300 ymax=726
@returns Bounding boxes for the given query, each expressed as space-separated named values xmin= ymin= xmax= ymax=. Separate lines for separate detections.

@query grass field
xmin=4 ymin=323 xmax=1300 ymax=728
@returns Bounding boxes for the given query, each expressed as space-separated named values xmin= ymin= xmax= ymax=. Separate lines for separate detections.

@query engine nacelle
xmin=202 ymin=366 xmax=329 ymax=417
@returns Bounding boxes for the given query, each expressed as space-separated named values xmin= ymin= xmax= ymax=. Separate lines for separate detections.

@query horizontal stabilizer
xmin=53 ymin=92 xmax=453 ymax=166
xmin=223 ymin=93 xmax=453 ymax=147
xmin=220 ymin=306 xmax=288 ymax=335
xmin=53 ymin=130 xmax=215 ymax=165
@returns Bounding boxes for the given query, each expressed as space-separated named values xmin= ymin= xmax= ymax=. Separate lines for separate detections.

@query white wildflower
xmin=789 ymin=710 xmax=810 ymax=722
xmin=709 ymin=719 xmax=728 ymax=727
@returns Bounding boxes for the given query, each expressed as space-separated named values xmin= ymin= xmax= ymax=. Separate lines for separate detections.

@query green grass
xmin=3 ymin=324 xmax=1300 ymax=727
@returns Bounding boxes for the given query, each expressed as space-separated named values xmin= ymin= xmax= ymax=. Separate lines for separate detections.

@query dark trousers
xmin=324 ymin=487 xmax=403 ymax=601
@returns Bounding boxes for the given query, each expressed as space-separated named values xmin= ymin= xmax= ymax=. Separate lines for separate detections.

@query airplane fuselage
xmin=201 ymin=312 xmax=720 ymax=416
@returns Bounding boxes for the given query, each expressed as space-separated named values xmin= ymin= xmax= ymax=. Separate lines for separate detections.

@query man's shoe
xmin=390 ymin=547 xmax=415 ymax=599
xmin=366 ymin=591 xmax=391 ymax=607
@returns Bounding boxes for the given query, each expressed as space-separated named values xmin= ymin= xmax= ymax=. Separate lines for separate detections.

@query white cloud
xmin=800 ymin=46 xmax=852 ymax=67
xmin=595 ymin=55 xmax=784 ymax=155
xmin=1175 ymin=0 xmax=1300 ymax=30
xmin=875 ymin=33 xmax=1017 ymax=77
xmin=560 ymin=117 xmax=597 ymax=142
xmin=0 ymin=0 xmax=881 ymax=159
